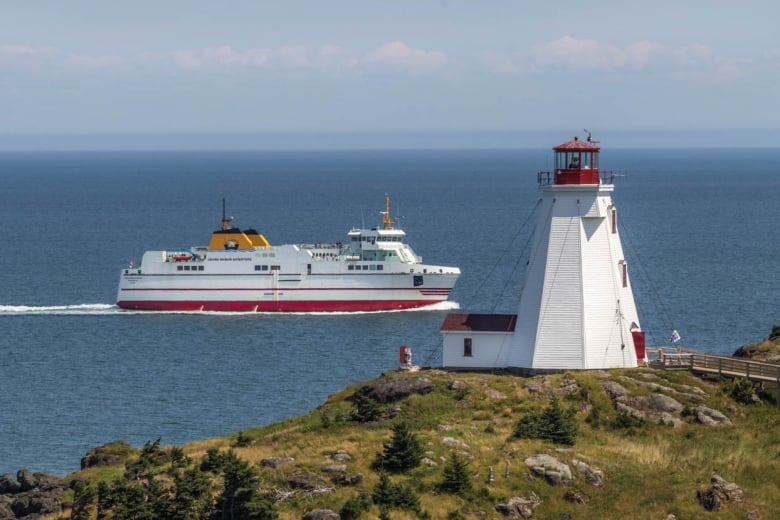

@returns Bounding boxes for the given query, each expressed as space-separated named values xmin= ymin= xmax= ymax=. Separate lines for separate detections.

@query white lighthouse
xmin=442 ymin=135 xmax=646 ymax=371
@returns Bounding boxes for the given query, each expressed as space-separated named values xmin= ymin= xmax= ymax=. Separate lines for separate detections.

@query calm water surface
xmin=0 ymin=148 xmax=777 ymax=475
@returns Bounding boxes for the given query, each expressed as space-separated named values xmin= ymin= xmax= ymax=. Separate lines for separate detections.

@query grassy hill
xmin=53 ymin=365 xmax=780 ymax=520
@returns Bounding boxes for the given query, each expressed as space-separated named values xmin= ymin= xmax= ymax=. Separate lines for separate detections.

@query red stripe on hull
xmin=116 ymin=299 xmax=442 ymax=312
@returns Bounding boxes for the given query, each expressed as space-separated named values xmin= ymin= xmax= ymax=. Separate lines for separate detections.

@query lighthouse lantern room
xmin=442 ymin=134 xmax=645 ymax=371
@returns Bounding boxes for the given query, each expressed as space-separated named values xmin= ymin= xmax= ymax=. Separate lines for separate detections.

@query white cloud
xmin=1 ymin=44 xmax=116 ymax=71
xmin=0 ymin=44 xmax=57 ymax=69
xmin=64 ymin=53 xmax=117 ymax=69
xmin=171 ymin=44 xmax=357 ymax=70
xmin=531 ymin=36 xmax=658 ymax=70
xmin=364 ymin=41 xmax=447 ymax=71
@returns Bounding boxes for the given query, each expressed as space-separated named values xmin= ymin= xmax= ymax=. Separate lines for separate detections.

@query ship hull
xmin=117 ymin=266 xmax=458 ymax=312
xmin=116 ymin=298 xmax=443 ymax=312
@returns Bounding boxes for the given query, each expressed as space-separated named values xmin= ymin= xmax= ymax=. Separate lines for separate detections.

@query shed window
xmin=463 ymin=338 xmax=473 ymax=357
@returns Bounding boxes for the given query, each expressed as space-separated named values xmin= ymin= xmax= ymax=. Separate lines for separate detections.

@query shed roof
xmin=440 ymin=313 xmax=517 ymax=332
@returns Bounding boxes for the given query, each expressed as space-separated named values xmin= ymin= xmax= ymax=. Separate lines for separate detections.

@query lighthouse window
xmin=620 ymin=261 xmax=628 ymax=287
xmin=463 ymin=338 xmax=473 ymax=357
xmin=611 ymin=207 xmax=617 ymax=234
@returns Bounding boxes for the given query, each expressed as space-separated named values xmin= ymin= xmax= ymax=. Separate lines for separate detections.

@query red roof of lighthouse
xmin=554 ymin=136 xmax=600 ymax=152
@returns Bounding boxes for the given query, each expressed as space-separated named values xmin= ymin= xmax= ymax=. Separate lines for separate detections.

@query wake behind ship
xmin=116 ymin=197 xmax=460 ymax=312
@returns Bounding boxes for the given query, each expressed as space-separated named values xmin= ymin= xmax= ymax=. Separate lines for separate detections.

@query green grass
xmin=56 ymin=368 xmax=780 ymax=520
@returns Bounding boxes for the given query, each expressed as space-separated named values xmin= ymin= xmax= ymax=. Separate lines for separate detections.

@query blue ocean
xmin=1 ymin=147 xmax=778 ymax=476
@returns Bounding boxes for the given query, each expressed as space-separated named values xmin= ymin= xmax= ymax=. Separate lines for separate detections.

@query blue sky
xmin=1 ymin=0 xmax=779 ymax=148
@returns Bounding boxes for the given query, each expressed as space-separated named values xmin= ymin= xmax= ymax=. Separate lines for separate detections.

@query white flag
xmin=670 ymin=330 xmax=681 ymax=343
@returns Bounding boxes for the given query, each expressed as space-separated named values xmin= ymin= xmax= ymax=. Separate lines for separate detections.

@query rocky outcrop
xmin=495 ymin=493 xmax=541 ymax=518
xmin=353 ymin=376 xmax=434 ymax=403
xmin=261 ymin=456 xmax=295 ymax=468
xmin=0 ymin=470 xmax=70 ymax=519
xmin=80 ymin=440 xmax=132 ymax=469
xmin=572 ymin=459 xmax=605 ymax=487
xmin=697 ymin=474 xmax=744 ymax=511
xmin=693 ymin=405 xmax=733 ymax=426
xmin=303 ymin=509 xmax=340 ymax=520
xmin=524 ymin=454 xmax=572 ymax=486
xmin=601 ymin=377 xmax=732 ymax=428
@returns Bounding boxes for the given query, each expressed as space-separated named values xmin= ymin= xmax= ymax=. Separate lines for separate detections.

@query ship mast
xmin=382 ymin=195 xmax=396 ymax=230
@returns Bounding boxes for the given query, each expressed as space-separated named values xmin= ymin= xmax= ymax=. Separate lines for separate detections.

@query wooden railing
xmin=647 ymin=348 xmax=780 ymax=384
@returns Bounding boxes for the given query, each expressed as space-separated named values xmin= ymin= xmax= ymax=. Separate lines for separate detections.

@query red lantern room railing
xmin=537 ymin=134 xmax=615 ymax=186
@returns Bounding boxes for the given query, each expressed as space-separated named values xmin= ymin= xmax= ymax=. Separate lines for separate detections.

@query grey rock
xmin=303 ymin=509 xmax=340 ymax=520
xmin=81 ymin=440 xmax=132 ymax=469
xmin=495 ymin=493 xmax=541 ymax=518
xmin=442 ymin=437 xmax=470 ymax=450
xmin=572 ymin=459 xmax=605 ymax=487
xmin=524 ymin=454 xmax=572 ymax=486
xmin=354 ymin=376 xmax=434 ymax=403
xmin=288 ymin=472 xmax=328 ymax=490
xmin=697 ymin=474 xmax=744 ymax=511
xmin=330 ymin=451 xmax=352 ymax=463
xmin=0 ymin=475 xmax=21 ymax=494
xmin=694 ymin=406 xmax=733 ymax=426
xmin=261 ymin=457 xmax=295 ymax=468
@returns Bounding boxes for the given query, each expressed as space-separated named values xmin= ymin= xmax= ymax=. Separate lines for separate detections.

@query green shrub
xmin=729 ymin=378 xmax=759 ymax=404
xmin=350 ymin=392 xmax=383 ymax=423
xmin=372 ymin=472 xmax=421 ymax=512
xmin=512 ymin=396 xmax=578 ymax=445
xmin=340 ymin=490 xmax=372 ymax=519
xmin=439 ymin=453 xmax=473 ymax=495
xmin=372 ymin=422 xmax=424 ymax=472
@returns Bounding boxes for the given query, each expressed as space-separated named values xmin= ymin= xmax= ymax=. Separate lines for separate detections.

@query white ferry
xmin=116 ymin=197 xmax=460 ymax=312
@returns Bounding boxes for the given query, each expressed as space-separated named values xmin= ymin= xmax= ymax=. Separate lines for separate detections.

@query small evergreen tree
xmin=539 ymin=396 xmax=578 ymax=445
xmin=439 ymin=453 xmax=472 ymax=495
xmin=339 ymin=490 xmax=372 ymax=519
xmin=350 ymin=392 xmax=383 ymax=423
xmin=173 ymin=466 xmax=214 ymax=519
xmin=71 ymin=480 xmax=96 ymax=520
xmin=513 ymin=396 xmax=578 ymax=446
xmin=371 ymin=472 xmax=421 ymax=513
xmin=372 ymin=421 xmax=424 ymax=472
xmin=213 ymin=450 xmax=277 ymax=520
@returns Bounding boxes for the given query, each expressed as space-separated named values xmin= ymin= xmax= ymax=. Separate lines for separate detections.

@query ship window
xmin=198 ymin=266 xmax=204 ymax=271
xmin=377 ymin=265 xmax=383 ymax=271
xmin=370 ymin=265 xmax=376 ymax=270
xmin=255 ymin=265 xmax=262 ymax=271
xmin=348 ymin=265 xmax=354 ymax=270
xmin=177 ymin=266 xmax=183 ymax=271
xmin=464 ymin=338 xmax=473 ymax=357
xmin=362 ymin=265 xmax=368 ymax=270
xmin=184 ymin=265 xmax=191 ymax=271
xmin=271 ymin=265 xmax=280 ymax=271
